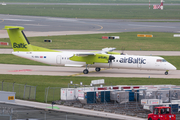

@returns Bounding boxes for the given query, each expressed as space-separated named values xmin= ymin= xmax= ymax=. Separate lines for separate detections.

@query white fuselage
xmin=12 ymin=51 xmax=177 ymax=71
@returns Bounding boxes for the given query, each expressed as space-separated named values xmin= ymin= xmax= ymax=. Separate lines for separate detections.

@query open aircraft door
xmin=56 ymin=55 xmax=61 ymax=64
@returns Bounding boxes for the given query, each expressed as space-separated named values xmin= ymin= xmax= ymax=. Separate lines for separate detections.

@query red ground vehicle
xmin=148 ymin=106 xmax=176 ymax=120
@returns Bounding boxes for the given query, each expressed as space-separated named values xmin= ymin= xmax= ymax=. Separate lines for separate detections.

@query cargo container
xmin=0 ymin=91 xmax=16 ymax=103
xmin=76 ymin=87 xmax=94 ymax=98
xmin=78 ymin=91 xmax=96 ymax=104
xmin=170 ymin=90 xmax=180 ymax=100
xmin=143 ymin=90 xmax=157 ymax=99
xmin=171 ymin=100 xmax=180 ymax=111
xmin=156 ymin=90 xmax=170 ymax=103
xmin=116 ymin=91 xmax=129 ymax=104
xmin=61 ymin=88 xmax=76 ymax=101
xmin=96 ymin=90 xmax=110 ymax=103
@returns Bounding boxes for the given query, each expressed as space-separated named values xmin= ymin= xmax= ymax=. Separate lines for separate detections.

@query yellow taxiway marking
xmin=68 ymin=68 xmax=112 ymax=76
xmin=94 ymin=24 xmax=103 ymax=30
xmin=0 ymin=18 xmax=4 ymax=23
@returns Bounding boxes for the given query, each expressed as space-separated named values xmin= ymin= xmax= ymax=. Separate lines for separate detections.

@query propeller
xmin=108 ymin=55 xmax=115 ymax=68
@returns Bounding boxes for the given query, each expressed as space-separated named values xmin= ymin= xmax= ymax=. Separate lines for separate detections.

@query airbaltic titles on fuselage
xmin=119 ymin=57 xmax=146 ymax=64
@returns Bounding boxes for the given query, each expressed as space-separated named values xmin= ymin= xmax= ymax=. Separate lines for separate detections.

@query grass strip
xmin=0 ymin=0 xmax=179 ymax=3
xmin=1 ymin=75 xmax=180 ymax=102
xmin=1 ymin=32 xmax=180 ymax=51
xmin=0 ymin=5 xmax=180 ymax=19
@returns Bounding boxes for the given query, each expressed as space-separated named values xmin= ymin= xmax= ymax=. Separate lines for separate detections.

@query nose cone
xmin=168 ymin=63 xmax=177 ymax=70
xmin=172 ymin=65 xmax=177 ymax=70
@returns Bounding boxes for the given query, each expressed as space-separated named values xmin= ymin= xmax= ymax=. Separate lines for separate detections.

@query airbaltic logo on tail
xmin=13 ymin=43 xmax=27 ymax=48
xmin=120 ymin=57 xmax=146 ymax=64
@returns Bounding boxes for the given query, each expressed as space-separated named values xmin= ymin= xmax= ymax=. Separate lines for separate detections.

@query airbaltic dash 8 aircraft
xmin=4 ymin=26 xmax=176 ymax=75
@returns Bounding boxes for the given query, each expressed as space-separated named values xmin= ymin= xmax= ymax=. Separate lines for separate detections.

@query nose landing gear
xmin=165 ymin=70 xmax=169 ymax=75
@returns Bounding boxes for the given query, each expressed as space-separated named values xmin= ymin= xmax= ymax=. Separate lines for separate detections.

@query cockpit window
xmin=156 ymin=59 xmax=167 ymax=62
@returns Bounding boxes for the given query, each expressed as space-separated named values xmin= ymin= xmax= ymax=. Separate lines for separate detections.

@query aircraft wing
xmin=102 ymin=47 xmax=116 ymax=52
xmin=70 ymin=48 xmax=116 ymax=64
xmin=75 ymin=53 xmax=95 ymax=56
xmin=74 ymin=47 xmax=117 ymax=56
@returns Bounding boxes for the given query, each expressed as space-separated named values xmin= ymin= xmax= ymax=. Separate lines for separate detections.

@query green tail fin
xmin=4 ymin=26 xmax=58 ymax=52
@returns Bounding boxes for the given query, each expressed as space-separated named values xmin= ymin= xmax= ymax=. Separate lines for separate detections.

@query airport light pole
xmin=68 ymin=81 xmax=73 ymax=88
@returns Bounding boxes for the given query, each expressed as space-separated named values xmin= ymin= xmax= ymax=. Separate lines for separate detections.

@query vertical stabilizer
xmin=4 ymin=26 xmax=33 ymax=51
xmin=4 ymin=26 xmax=59 ymax=52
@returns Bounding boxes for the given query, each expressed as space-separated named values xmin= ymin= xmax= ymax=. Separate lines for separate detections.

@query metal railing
xmin=0 ymin=81 xmax=36 ymax=100
xmin=44 ymin=87 xmax=61 ymax=103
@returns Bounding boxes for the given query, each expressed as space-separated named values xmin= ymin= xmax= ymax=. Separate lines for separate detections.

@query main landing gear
xmin=83 ymin=69 xmax=89 ymax=74
xmin=95 ymin=67 xmax=101 ymax=72
xmin=83 ymin=65 xmax=101 ymax=74
xmin=83 ymin=64 xmax=91 ymax=74
xmin=165 ymin=70 xmax=169 ymax=75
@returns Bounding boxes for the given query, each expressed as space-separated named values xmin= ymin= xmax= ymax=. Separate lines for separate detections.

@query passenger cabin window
xmin=156 ymin=59 xmax=166 ymax=62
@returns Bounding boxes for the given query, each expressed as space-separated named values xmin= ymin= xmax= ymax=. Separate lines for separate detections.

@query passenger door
xmin=56 ymin=55 xmax=61 ymax=64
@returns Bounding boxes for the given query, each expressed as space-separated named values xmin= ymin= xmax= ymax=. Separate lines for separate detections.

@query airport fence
xmin=0 ymin=81 xmax=36 ymax=100
xmin=44 ymin=87 xmax=61 ymax=103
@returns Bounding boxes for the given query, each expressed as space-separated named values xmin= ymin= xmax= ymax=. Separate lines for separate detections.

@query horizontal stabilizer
xmin=4 ymin=26 xmax=24 ymax=30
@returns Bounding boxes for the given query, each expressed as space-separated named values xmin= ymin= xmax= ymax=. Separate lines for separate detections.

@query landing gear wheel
xmin=83 ymin=69 xmax=89 ymax=74
xmin=165 ymin=71 xmax=168 ymax=75
xmin=95 ymin=67 xmax=101 ymax=72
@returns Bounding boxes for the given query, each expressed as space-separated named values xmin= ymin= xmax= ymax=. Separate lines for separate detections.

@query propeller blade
xmin=108 ymin=55 xmax=115 ymax=67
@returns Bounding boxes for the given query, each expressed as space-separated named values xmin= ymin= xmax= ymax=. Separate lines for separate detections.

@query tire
xmin=165 ymin=71 xmax=168 ymax=75
xmin=83 ymin=69 xmax=89 ymax=74
xmin=95 ymin=67 xmax=101 ymax=72
xmin=148 ymin=118 xmax=152 ymax=120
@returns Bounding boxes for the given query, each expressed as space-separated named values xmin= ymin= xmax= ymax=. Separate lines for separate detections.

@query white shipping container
xmin=78 ymin=91 xmax=84 ymax=100
xmin=0 ymin=91 xmax=15 ymax=103
xmin=76 ymin=87 xmax=94 ymax=98
xmin=61 ymin=88 xmax=76 ymax=100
